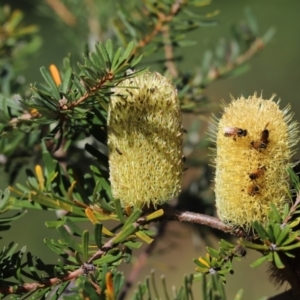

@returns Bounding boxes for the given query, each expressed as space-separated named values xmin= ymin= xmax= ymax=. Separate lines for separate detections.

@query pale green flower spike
xmin=108 ymin=72 xmax=183 ymax=208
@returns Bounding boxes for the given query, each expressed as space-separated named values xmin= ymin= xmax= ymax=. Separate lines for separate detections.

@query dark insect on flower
xmin=251 ymin=140 xmax=267 ymax=150
xmin=260 ymin=122 xmax=270 ymax=145
xmin=247 ymin=183 xmax=260 ymax=196
xmin=223 ymin=127 xmax=247 ymax=140
xmin=251 ymin=123 xmax=270 ymax=150
xmin=249 ymin=166 xmax=266 ymax=181
xmin=116 ymin=147 xmax=123 ymax=155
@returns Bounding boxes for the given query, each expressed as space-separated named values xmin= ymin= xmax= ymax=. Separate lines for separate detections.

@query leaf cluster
xmin=195 ymin=167 xmax=300 ymax=292
xmin=0 ymin=1 xmax=287 ymax=299
xmin=0 ymin=5 xmax=42 ymax=95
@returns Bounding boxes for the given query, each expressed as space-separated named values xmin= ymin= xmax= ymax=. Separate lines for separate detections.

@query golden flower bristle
xmin=210 ymin=94 xmax=299 ymax=230
xmin=108 ymin=72 xmax=183 ymax=207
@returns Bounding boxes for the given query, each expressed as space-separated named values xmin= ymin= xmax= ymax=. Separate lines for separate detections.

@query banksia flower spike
xmin=210 ymin=94 xmax=299 ymax=230
xmin=108 ymin=72 xmax=183 ymax=208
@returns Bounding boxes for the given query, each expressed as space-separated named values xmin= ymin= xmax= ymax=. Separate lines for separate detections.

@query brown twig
xmin=162 ymin=25 xmax=178 ymax=78
xmin=0 ymin=268 xmax=84 ymax=294
xmin=45 ymin=0 xmax=77 ymax=26
xmin=162 ymin=206 xmax=245 ymax=236
xmin=282 ymin=193 xmax=300 ymax=226
xmin=67 ymin=72 xmax=114 ymax=109
xmin=207 ymin=38 xmax=265 ymax=82
xmin=0 ymin=207 xmax=242 ymax=296
xmin=134 ymin=0 xmax=185 ymax=53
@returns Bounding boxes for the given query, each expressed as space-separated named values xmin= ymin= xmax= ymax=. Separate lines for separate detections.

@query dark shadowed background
xmin=1 ymin=0 xmax=300 ymax=298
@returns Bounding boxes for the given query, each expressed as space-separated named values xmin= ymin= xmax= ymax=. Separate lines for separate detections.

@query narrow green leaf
xmin=253 ymin=221 xmax=268 ymax=239
xmin=145 ymin=209 xmax=164 ymax=221
xmin=273 ymin=252 xmax=285 ymax=269
xmin=61 ymin=67 xmax=72 ymax=93
xmin=135 ymin=231 xmax=153 ymax=244
xmin=282 ymin=203 xmax=290 ymax=220
xmin=94 ymin=223 xmax=103 ymax=249
xmin=267 ymin=224 xmax=276 ymax=243
xmin=276 ymin=225 xmax=291 ymax=246
xmin=44 ymin=239 xmax=65 ymax=255
xmin=244 ymin=7 xmax=259 ymax=35
xmin=151 ymin=269 xmax=159 ymax=300
xmin=57 ymin=225 xmax=81 ymax=252
xmin=54 ymin=281 xmax=71 ymax=299
xmin=227 ymin=64 xmax=251 ymax=78
xmin=111 ymin=47 xmax=122 ymax=71
xmin=64 ymin=218 xmax=83 ymax=237
xmin=90 ymin=163 xmax=111 ymax=190
xmin=250 ymin=255 xmax=269 ymax=268
xmin=130 ymin=54 xmax=143 ymax=68
xmin=105 ymin=39 xmax=114 ymax=62
xmin=82 ymin=230 xmax=89 ymax=262
xmin=74 ymin=251 xmax=83 ymax=265
xmin=219 ymin=239 xmax=235 ymax=250
xmin=123 ymin=240 xmax=143 ymax=249
xmin=145 ymin=276 xmax=152 ymax=300
xmin=41 ymin=140 xmax=57 ymax=179
xmin=267 ymin=251 xmax=274 ymax=262
xmin=3 ymin=242 xmax=19 ymax=258
xmin=113 ymin=224 xmax=137 ymax=244
xmin=281 ymin=232 xmax=298 ymax=246
xmin=98 ymin=43 xmax=110 ymax=66
xmin=26 ymin=252 xmax=40 ymax=281
xmin=161 ymin=275 xmax=170 ymax=300
xmin=262 ymin=27 xmax=276 ymax=44
xmin=93 ymin=252 xmax=123 ymax=265
xmin=118 ymin=9 xmax=137 ymax=39
xmin=240 ymin=239 xmax=267 ymax=251
xmin=113 ymin=272 xmax=125 ymax=297
xmin=0 ymin=189 xmax=11 ymax=212
xmin=269 ymin=203 xmax=282 ymax=223
xmin=233 ymin=289 xmax=244 ymax=300
xmin=40 ymin=66 xmax=60 ymax=100
xmin=123 ymin=208 xmax=143 ymax=228
xmin=279 ymin=242 xmax=300 ymax=251
xmin=202 ymin=274 xmax=207 ymax=300
xmin=285 ymin=252 xmax=295 ymax=258
xmin=201 ymin=50 xmax=213 ymax=76
xmin=206 ymin=246 xmax=220 ymax=258
xmin=30 ymin=193 xmax=85 ymax=216
xmin=287 ymin=166 xmax=300 ymax=193
xmin=212 ymin=273 xmax=226 ymax=299
xmin=113 ymin=198 xmax=126 ymax=223
xmin=120 ymin=41 xmax=134 ymax=62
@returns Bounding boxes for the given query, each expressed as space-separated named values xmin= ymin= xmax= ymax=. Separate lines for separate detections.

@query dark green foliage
xmin=196 ymin=167 xmax=300 ymax=287
xmin=0 ymin=1 xmax=293 ymax=299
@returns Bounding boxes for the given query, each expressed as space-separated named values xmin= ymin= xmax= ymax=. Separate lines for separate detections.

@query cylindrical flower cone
xmin=108 ymin=72 xmax=183 ymax=208
xmin=210 ymin=94 xmax=299 ymax=230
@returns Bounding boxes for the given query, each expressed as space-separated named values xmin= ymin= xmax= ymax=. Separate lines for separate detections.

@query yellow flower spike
xmin=210 ymin=94 xmax=300 ymax=230
xmin=105 ymin=272 xmax=115 ymax=300
xmin=108 ymin=72 xmax=183 ymax=208
xmin=35 ymin=165 xmax=45 ymax=190
xmin=49 ymin=64 xmax=62 ymax=86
